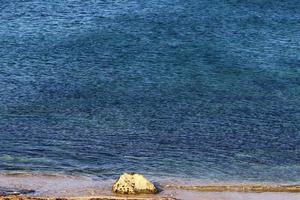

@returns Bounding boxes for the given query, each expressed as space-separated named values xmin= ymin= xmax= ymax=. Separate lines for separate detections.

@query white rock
xmin=112 ymin=173 xmax=158 ymax=194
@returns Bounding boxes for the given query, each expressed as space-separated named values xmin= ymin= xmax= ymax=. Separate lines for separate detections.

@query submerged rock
xmin=0 ymin=187 xmax=34 ymax=196
xmin=112 ymin=173 xmax=158 ymax=195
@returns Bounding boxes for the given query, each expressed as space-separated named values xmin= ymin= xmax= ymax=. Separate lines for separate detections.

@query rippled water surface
xmin=1 ymin=0 xmax=300 ymax=183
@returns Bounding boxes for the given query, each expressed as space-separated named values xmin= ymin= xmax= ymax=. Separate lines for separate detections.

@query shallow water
xmin=0 ymin=0 xmax=300 ymax=185
xmin=0 ymin=173 xmax=300 ymax=200
xmin=0 ymin=173 xmax=111 ymax=197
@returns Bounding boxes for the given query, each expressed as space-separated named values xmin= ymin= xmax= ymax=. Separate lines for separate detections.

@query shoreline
xmin=2 ymin=188 xmax=300 ymax=200
xmin=164 ymin=184 xmax=300 ymax=193
xmin=1 ymin=172 xmax=300 ymax=200
xmin=0 ymin=196 xmax=176 ymax=200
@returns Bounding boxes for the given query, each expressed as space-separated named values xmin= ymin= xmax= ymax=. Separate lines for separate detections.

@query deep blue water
xmin=0 ymin=0 xmax=300 ymax=183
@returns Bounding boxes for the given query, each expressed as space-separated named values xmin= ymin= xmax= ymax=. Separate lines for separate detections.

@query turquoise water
xmin=0 ymin=0 xmax=300 ymax=183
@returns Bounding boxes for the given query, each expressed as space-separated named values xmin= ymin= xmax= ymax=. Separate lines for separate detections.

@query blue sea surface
xmin=0 ymin=0 xmax=300 ymax=183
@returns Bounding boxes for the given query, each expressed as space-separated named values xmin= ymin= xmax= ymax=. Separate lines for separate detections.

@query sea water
xmin=0 ymin=0 xmax=300 ymax=192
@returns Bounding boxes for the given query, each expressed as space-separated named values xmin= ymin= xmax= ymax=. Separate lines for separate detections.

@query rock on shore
xmin=112 ymin=173 xmax=158 ymax=195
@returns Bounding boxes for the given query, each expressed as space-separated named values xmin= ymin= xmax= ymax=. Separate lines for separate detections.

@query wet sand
xmin=0 ymin=196 xmax=175 ymax=200
xmin=164 ymin=184 xmax=300 ymax=192
xmin=1 ymin=192 xmax=300 ymax=200
xmin=1 ymin=173 xmax=300 ymax=200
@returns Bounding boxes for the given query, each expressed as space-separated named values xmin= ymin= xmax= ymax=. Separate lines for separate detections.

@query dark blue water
xmin=1 ymin=0 xmax=300 ymax=183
